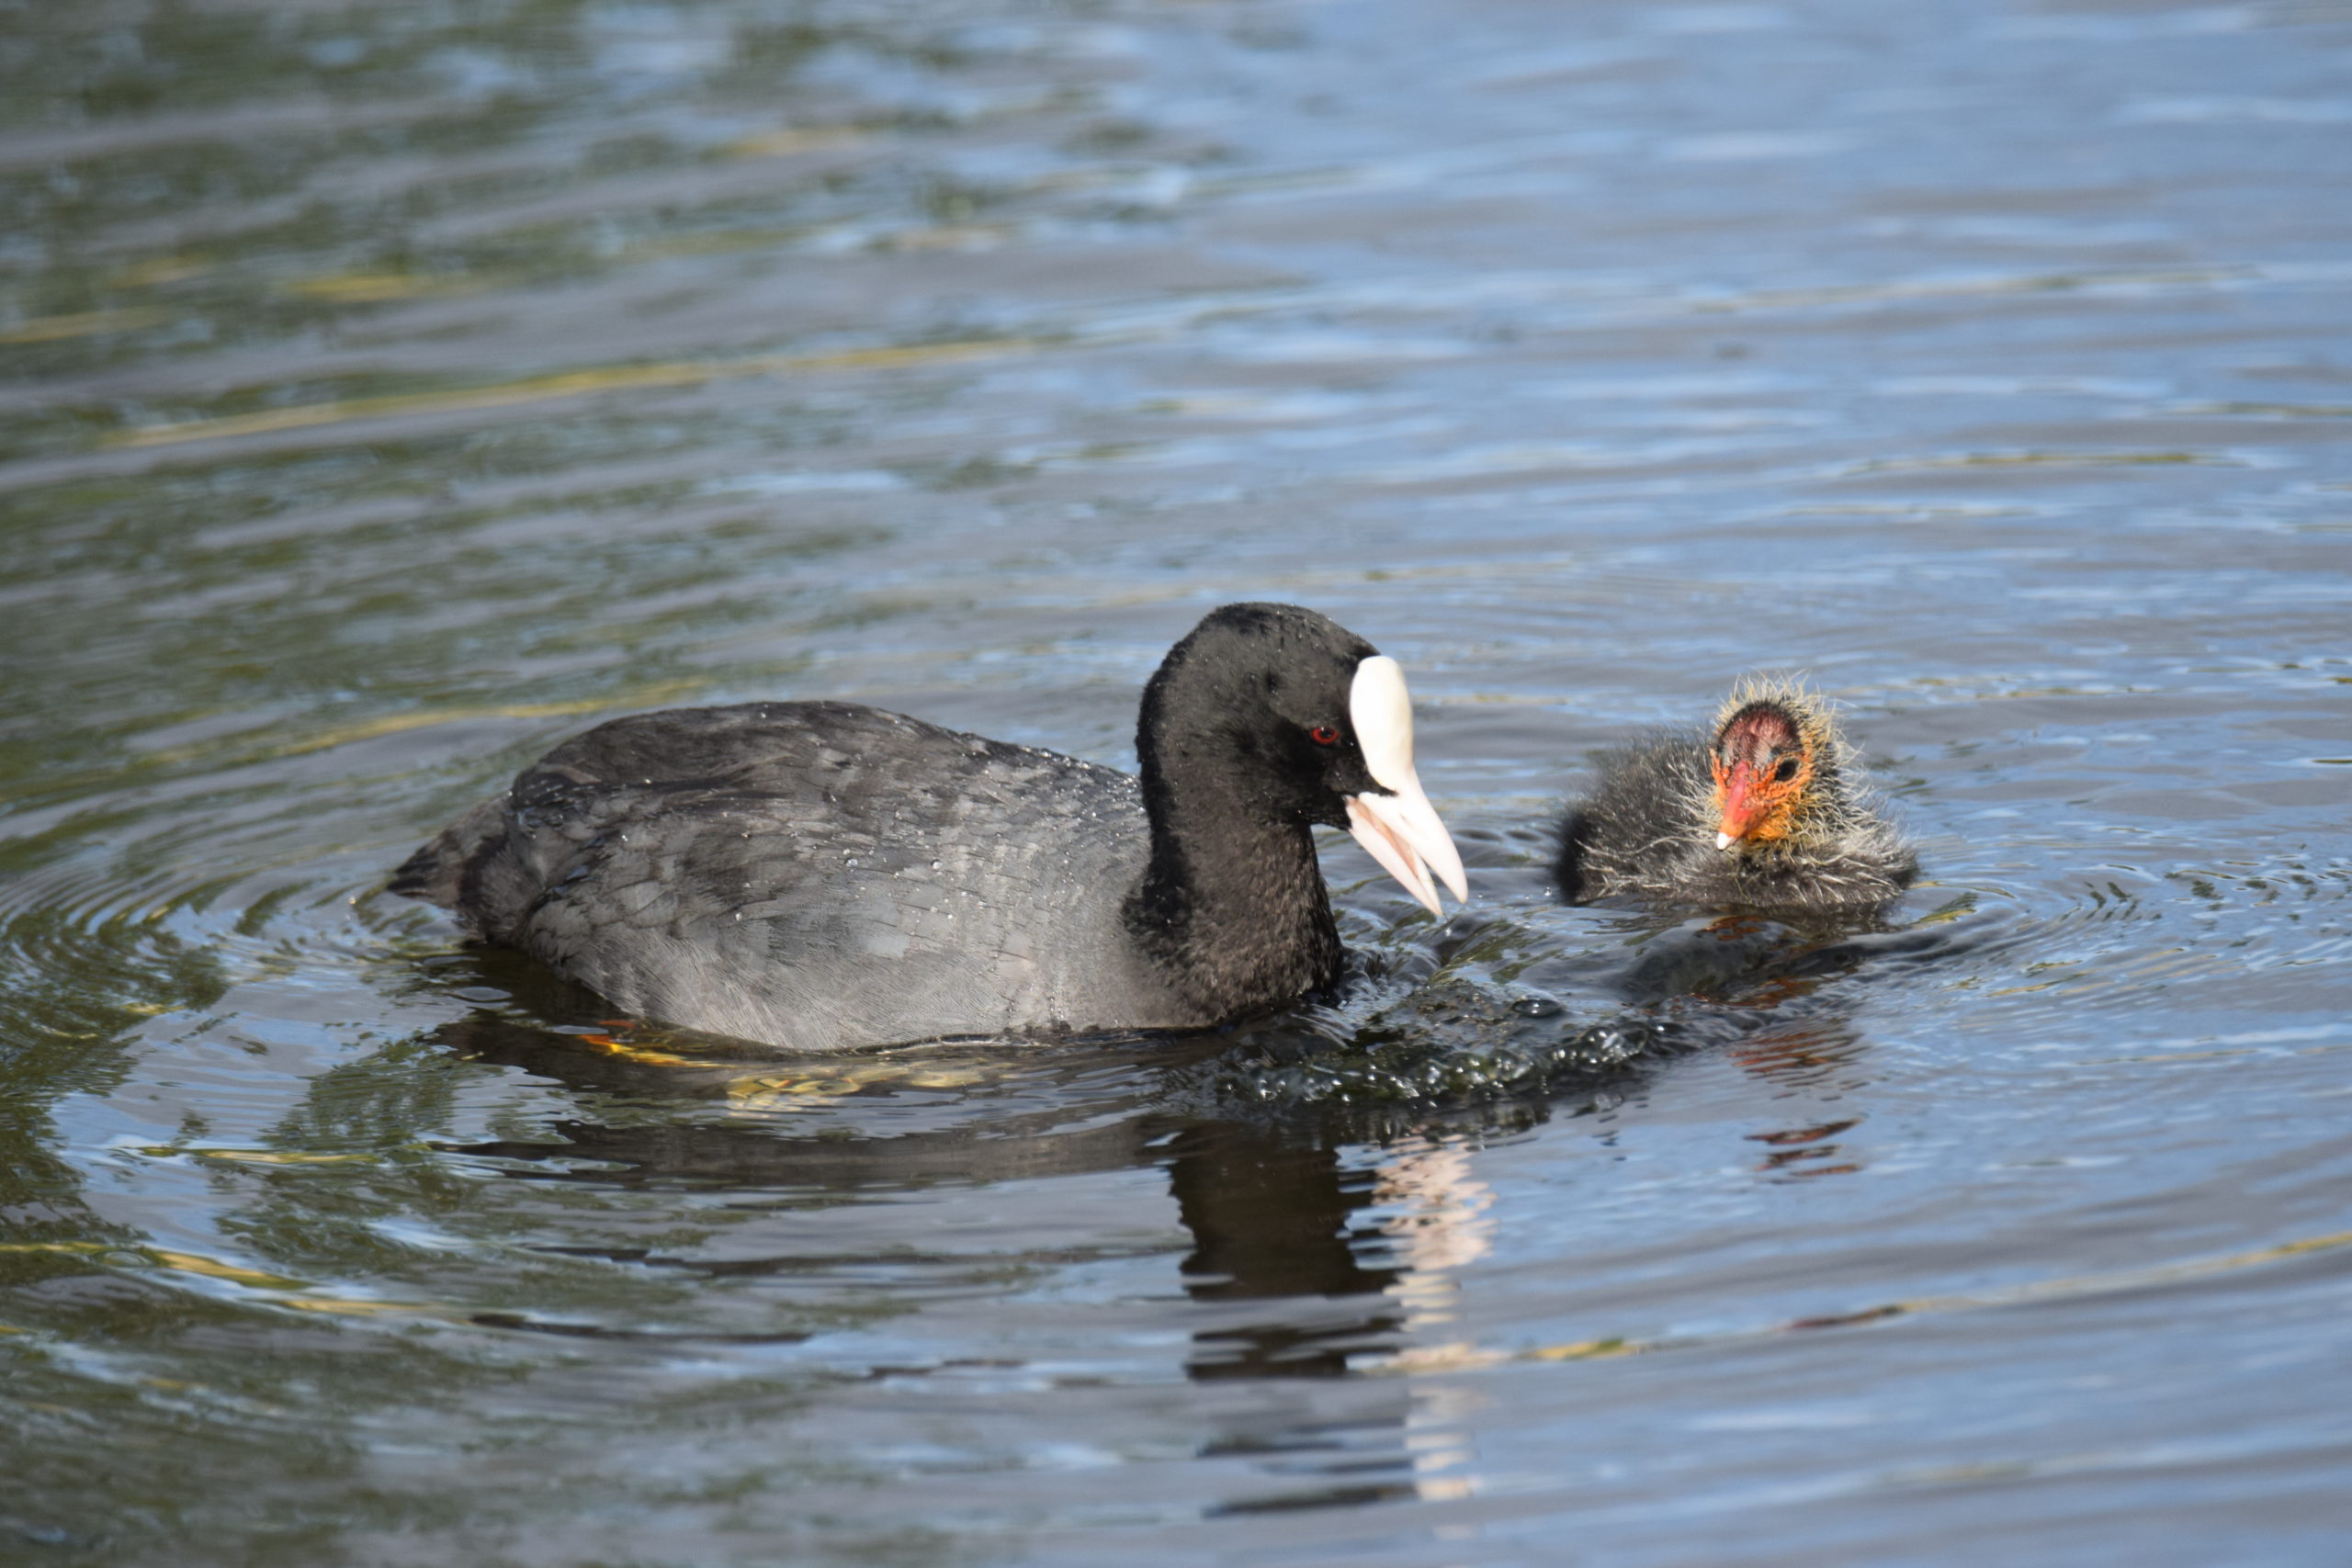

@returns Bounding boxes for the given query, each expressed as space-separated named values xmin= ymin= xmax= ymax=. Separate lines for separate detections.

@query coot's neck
xmin=1125 ymin=677 xmax=1344 ymax=1021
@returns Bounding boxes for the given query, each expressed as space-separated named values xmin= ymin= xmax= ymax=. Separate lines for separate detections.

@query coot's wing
xmin=390 ymin=702 xmax=883 ymax=915
xmin=397 ymin=703 xmax=1157 ymax=1049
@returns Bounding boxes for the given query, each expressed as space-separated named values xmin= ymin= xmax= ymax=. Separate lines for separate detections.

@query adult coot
xmin=393 ymin=603 xmax=1466 ymax=1050
xmin=1555 ymin=677 xmax=1916 ymax=910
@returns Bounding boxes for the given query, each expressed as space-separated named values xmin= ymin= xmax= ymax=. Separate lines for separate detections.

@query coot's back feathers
xmin=1555 ymin=677 xmax=1915 ymax=911
xmin=394 ymin=702 xmax=1157 ymax=1048
xmin=394 ymin=604 xmax=1465 ymax=1052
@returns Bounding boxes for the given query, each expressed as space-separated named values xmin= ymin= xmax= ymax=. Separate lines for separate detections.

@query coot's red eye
xmin=1309 ymin=725 xmax=1340 ymax=746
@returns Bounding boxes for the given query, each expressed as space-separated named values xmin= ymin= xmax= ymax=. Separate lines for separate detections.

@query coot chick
xmin=1555 ymin=677 xmax=1916 ymax=910
xmin=392 ymin=603 xmax=1467 ymax=1051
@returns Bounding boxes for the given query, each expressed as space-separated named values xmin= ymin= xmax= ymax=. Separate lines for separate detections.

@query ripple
xmin=6 ymin=0 xmax=2352 ymax=1560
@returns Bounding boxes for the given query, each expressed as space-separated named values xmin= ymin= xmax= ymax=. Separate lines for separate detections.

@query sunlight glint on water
xmin=2 ymin=0 xmax=2349 ymax=1562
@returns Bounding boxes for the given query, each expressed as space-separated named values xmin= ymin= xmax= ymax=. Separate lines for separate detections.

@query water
xmin=4 ymin=0 xmax=2350 ymax=1562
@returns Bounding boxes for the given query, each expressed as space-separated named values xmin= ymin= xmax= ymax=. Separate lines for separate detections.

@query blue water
xmin=3 ymin=0 xmax=2349 ymax=1562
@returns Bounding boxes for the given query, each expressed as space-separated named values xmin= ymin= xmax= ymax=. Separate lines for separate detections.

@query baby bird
xmin=1555 ymin=678 xmax=1917 ymax=911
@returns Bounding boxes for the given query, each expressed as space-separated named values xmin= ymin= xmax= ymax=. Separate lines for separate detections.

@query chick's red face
xmin=1708 ymin=702 xmax=1812 ymax=849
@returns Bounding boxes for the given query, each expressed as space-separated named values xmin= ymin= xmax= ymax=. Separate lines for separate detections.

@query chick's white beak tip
xmin=1715 ymin=831 xmax=1736 ymax=852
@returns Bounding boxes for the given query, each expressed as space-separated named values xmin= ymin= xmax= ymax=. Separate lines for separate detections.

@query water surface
xmin=4 ymin=0 xmax=2350 ymax=1562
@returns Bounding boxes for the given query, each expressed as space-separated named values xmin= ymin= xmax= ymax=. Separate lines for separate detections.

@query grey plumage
xmin=397 ymin=702 xmax=1177 ymax=1048
xmin=393 ymin=604 xmax=1451 ymax=1052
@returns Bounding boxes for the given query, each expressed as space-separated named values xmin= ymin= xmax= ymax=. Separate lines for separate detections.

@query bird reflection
xmin=1589 ymin=908 xmax=1893 ymax=1183
xmin=429 ymin=1009 xmax=1436 ymax=1375
xmin=1729 ymin=1016 xmax=1868 ymax=1088
xmin=1186 ymin=1127 xmax=1498 ymax=1508
xmin=426 ymin=1010 xmax=1176 ymax=1190
xmin=421 ymin=1005 xmax=1497 ymax=1506
xmin=1165 ymin=1121 xmax=1402 ymax=1379
xmin=1364 ymin=1136 xmax=1497 ymax=1318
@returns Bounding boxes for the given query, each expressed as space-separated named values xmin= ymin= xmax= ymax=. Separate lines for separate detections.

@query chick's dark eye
xmin=1308 ymin=725 xmax=1341 ymax=746
xmin=1772 ymin=757 xmax=1800 ymax=783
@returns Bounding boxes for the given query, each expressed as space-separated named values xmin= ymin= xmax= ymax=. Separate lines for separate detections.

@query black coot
xmin=393 ymin=603 xmax=1466 ymax=1050
xmin=1555 ymin=676 xmax=1917 ymax=910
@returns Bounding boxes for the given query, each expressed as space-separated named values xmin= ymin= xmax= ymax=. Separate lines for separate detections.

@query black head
xmin=1137 ymin=603 xmax=1465 ymax=917
xmin=1138 ymin=602 xmax=1386 ymax=829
